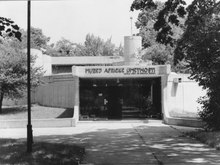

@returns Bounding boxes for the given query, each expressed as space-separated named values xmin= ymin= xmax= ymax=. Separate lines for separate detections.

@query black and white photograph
xmin=0 ymin=0 xmax=220 ymax=164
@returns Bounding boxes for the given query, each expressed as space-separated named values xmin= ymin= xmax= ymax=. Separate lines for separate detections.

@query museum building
xmin=31 ymin=36 xmax=205 ymax=126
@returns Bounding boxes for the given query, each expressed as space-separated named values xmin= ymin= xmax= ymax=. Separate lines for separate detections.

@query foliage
xmin=131 ymin=0 xmax=220 ymax=130
xmin=131 ymin=1 xmax=164 ymax=48
xmin=0 ymin=39 xmax=27 ymax=98
xmin=153 ymin=0 xmax=187 ymax=46
xmin=79 ymin=34 xmax=122 ymax=56
xmin=20 ymin=27 xmax=50 ymax=49
xmin=49 ymin=38 xmax=75 ymax=56
xmin=131 ymin=0 xmax=186 ymax=47
xmin=174 ymin=0 xmax=220 ymax=130
xmin=186 ymin=129 xmax=220 ymax=150
xmin=47 ymin=34 xmax=123 ymax=57
xmin=130 ymin=0 xmax=184 ymax=67
xmin=0 ymin=18 xmax=44 ymax=113
xmin=0 ymin=17 xmax=21 ymax=41
xmin=83 ymin=34 xmax=105 ymax=56
xmin=141 ymin=44 xmax=173 ymax=65
xmin=0 ymin=17 xmax=20 ymax=112
xmin=0 ymin=38 xmax=43 ymax=112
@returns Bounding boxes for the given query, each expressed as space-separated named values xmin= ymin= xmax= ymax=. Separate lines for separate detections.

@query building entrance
xmin=79 ymin=78 xmax=161 ymax=120
xmin=107 ymin=85 xmax=122 ymax=119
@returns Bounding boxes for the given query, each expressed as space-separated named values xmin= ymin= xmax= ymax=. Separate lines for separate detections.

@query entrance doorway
xmin=79 ymin=78 xmax=162 ymax=120
xmin=107 ymin=86 xmax=122 ymax=119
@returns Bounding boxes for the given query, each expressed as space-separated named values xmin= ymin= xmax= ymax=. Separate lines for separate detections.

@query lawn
xmin=0 ymin=138 xmax=85 ymax=165
xmin=186 ymin=130 xmax=220 ymax=150
xmin=0 ymin=105 xmax=74 ymax=120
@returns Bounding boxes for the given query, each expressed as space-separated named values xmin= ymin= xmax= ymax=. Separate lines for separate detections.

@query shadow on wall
xmin=171 ymin=83 xmax=178 ymax=97
xmin=57 ymin=108 xmax=74 ymax=118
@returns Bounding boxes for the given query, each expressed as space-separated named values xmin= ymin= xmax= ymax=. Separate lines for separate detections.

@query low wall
xmin=32 ymin=74 xmax=77 ymax=108
xmin=165 ymin=117 xmax=204 ymax=128
xmin=0 ymin=118 xmax=76 ymax=128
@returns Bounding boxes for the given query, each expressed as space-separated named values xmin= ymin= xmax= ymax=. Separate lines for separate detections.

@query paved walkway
xmin=1 ymin=121 xmax=220 ymax=164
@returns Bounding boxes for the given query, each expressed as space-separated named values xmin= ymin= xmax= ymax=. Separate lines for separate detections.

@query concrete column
xmin=124 ymin=36 xmax=142 ymax=65
xmin=73 ymin=77 xmax=80 ymax=124
xmin=161 ymin=74 xmax=170 ymax=124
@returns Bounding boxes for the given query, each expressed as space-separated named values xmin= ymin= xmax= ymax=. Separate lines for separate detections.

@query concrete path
xmin=0 ymin=121 xmax=220 ymax=165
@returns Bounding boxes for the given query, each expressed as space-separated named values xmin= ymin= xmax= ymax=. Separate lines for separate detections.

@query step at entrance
xmin=122 ymin=107 xmax=143 ymax=118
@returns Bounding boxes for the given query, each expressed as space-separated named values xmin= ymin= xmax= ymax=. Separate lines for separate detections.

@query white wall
xmin=31 ymin=49 xmax=52 ymax=75
xmin=42 ymin=54 xmax=52 ymax=75
xmin=167 ymin=73 xmax=206 ymax=116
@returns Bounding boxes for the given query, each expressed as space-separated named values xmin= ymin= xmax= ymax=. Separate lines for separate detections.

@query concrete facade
xmin=72 ymin=65 xmax=170 ymax=124
xmin=167 ymin=73 xmax=206 ymax=117
xmin=32 ymin=74 xmax=77 ymax=108
xmin=124 ymin=36 xmax=142 ymax=65
xmin=32 ymin=66 xmax=205 ymax=127
xmin=1 ymin=36 xmax=207 ymax=128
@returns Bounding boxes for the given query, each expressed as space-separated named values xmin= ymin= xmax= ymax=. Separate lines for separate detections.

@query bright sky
xmin=0 ymin=0 xmax=193 ymax=46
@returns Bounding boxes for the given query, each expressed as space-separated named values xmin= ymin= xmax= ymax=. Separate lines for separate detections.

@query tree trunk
xmin=0 ymin=90 xmax=4 ymax=114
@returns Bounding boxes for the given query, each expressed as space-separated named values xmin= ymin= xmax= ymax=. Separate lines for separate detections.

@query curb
xmin=0 ymin=118 xmax=76 ymax=128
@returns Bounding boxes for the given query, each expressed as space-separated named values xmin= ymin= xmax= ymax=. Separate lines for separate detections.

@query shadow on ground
xmin=1 ymin=124 xmax=220 ymax=165
xmin=0 ymin=106 xmax=27 ymax=115
xmin=28 ymin=125 xmax=220 ymax=164
xmin=0 ymin=138 xmax=85 ymax=165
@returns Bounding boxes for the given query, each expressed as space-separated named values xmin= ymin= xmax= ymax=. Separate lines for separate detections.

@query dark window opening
xmin=79 ymin=77 xmax=162 ymax=120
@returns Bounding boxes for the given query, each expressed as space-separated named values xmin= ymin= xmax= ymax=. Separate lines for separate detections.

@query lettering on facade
xmin=85 ymin=68 xmax=102 ymax=74
xmin=84 ymin=67 xmax=156 ymax=76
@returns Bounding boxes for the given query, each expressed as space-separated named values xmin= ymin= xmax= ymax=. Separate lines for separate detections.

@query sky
xmin=0 ymin=0 xmax=193 ymax=46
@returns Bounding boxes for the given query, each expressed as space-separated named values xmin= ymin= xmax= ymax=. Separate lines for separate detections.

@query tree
xmin=47 ymin=34 xmax=123 ymax=57
xmin=174 ymin=0 xmax=220 ymax=130
xmin=131 ymin=0 xmax=220 ymax=130
xmin=21 ymin=27 xmax=50 ymax=49
xmin=131 ymin=0 xmax=187 ymax=46
xmin=0 ymin=17 xmax=21 ymax=41
xmin=131 ymin=1 xmax=164 ymax=48
xmin=141 ymin=44 xmax=173 ymax=65
xmin=53 ymin=38 xmax=75 ymax=56
xmin=0 ymin=38 xmax=43 ymax=113
xmin=0 ymin=18 xmax=43 ymax=113
xmin=83 ymin=34 xmax=119 ymax=56
xmin=131 ymin=0 xmax=180 ymax=65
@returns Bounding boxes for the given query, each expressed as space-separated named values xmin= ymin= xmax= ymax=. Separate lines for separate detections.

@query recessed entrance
xmin=79 ymin=78 xmax=162 ymax=120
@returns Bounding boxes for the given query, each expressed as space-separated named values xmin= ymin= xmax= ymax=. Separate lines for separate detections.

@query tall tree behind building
xmin=130 ymin=0 xmax=184 ymax=66
xmin=21 ymin=27 xmax=50 ymax=49
xmin=47 ymin=34 xmax=123 ymax=57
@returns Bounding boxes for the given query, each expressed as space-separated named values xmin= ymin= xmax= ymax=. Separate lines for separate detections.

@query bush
xmin=198 ymin=91 xmax=220 ymax=130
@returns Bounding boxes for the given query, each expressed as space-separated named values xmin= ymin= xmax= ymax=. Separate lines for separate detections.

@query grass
xmin=0 ymin=138 xmax=85 ymax=165
xmin=169 ymin=111 xmax=220 ymax=151
xmin=0 ymin=105 xmax=74 ymax=120
xmin=186 ymin=130 xmax=220 ymax=150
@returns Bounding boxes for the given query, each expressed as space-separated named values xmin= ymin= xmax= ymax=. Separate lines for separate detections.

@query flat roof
xmin=51 ymin=56 xmax=124 ymax=65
